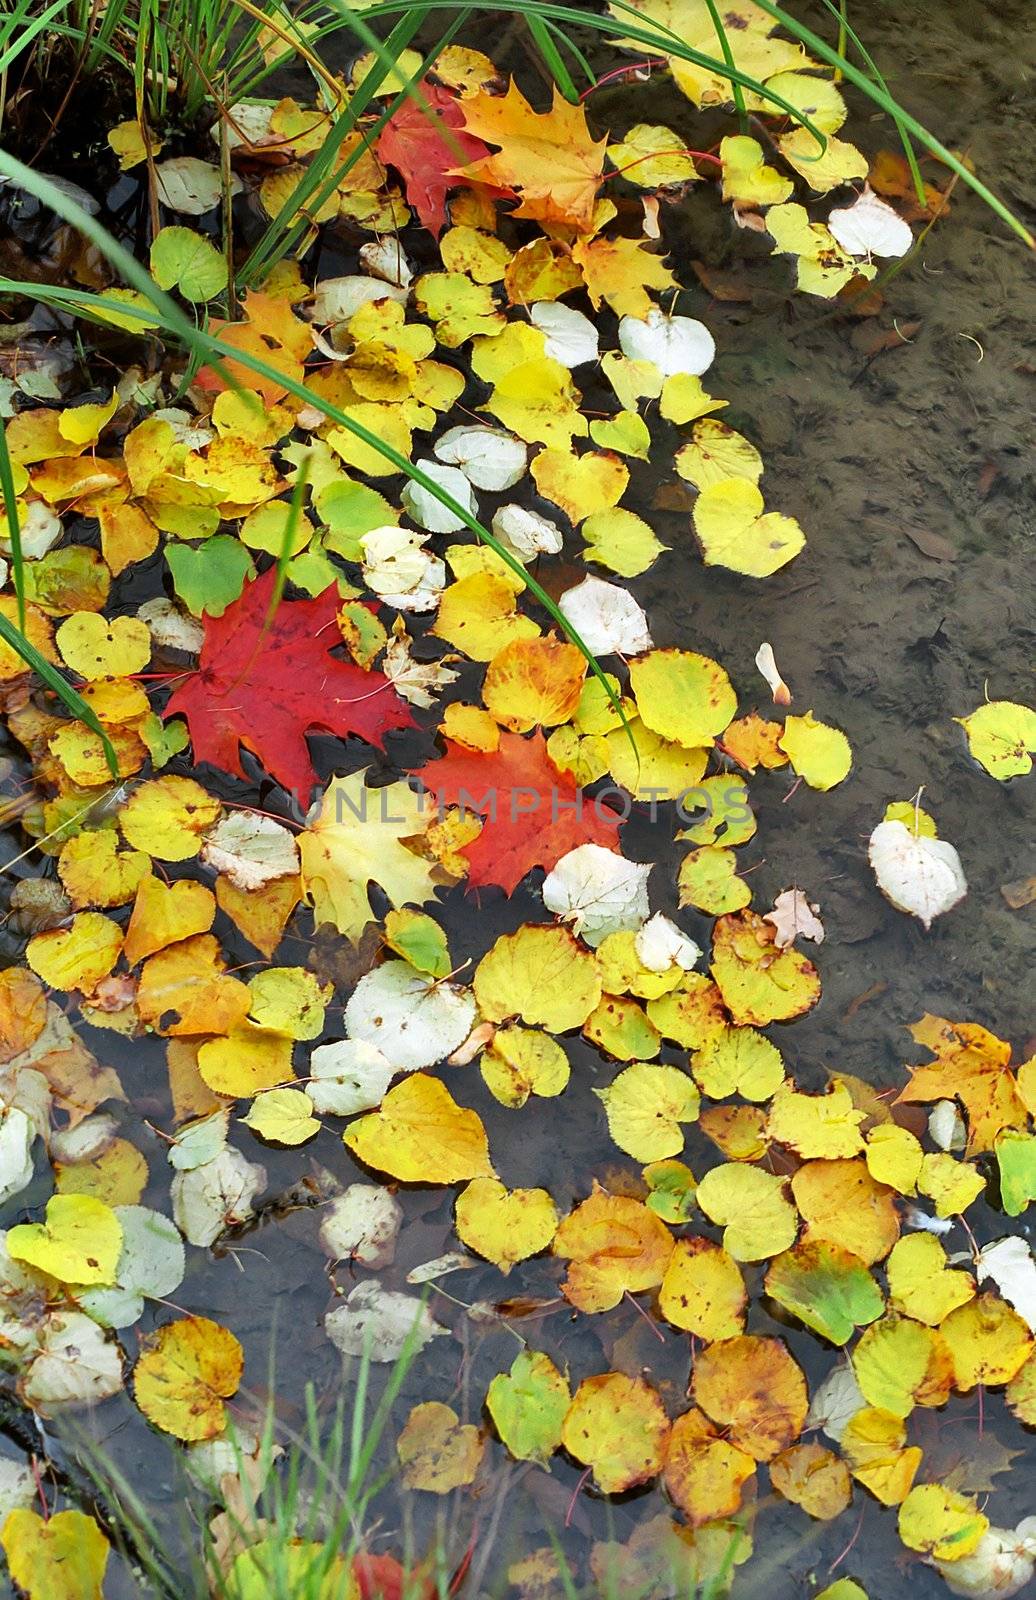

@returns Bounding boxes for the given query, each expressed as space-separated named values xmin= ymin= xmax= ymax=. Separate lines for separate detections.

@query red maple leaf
xmin=413 ymin=730 xmax=621 ymax=894
xmin=165 ymin=568 xmax=413 ymax=799
xmin=376 ymin=84 xmax=495 ymax=236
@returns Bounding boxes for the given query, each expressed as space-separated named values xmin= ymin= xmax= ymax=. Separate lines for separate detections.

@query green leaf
xmin=995 ymin=1130 xmax=1036 ymax=1217
xmin=149 ymin=226 xmax=228 ymax=303
xmin=166 ymin=535 xmax=255 ymax=618
xmin=383 ymin=909 xmax=451 ymax=978
xmin=486 ymin=1350 xmax=570 ymax=1465
xmin=139 ymin=713 xmax=190 ymax=770
xmin=765 ymin=1239 xmax=884 ymax=1345
xmin=316 ymin=479 xmax=398 ymax=562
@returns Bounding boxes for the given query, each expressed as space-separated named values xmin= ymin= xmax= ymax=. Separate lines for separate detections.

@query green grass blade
xmin=0 ymin=415 xmax=26 ymax=630
xmin=701 ymin=0 xmax=747 ymax=132
xmin=526 ymin=14 xmax=579 ymax=102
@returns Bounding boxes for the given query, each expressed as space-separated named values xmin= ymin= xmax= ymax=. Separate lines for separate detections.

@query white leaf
xmin=406 ymin=1252 xmax=475 ymax=1283
xmin=319 ymin=1184 xmax=402 ymax=1268
xmin=137 ymin=597 xmax=204 ymax=654
xmin=541 ymin=844 xmax=651 ymax=947
xmin=345 ymin=962 xmax=476 ymax=1073
xmin=401 ymin=460 xmax=478 ymax=534
xmin=201 ymin=812 xmax=299 ymax=890
xmin=928 ymin=1100 xmax=967 ymax=1153
xmin=934 ymin=1525 xmax=1036 ymax=1599
xmin=434 ymin=425 xmax=527 ymax=491
xmin=359 ymin=526 xmax=446 ymax=612
xmin=557 ymin=575 xmax=653 ymax=656
xmin=152 ymin=407 xmax=214 ymax=450
xmin=0 ymin=501 xmax=61 ymax=561
xmin=77 ymin=1206 xmax=186 ymax=1330
xmin=382 ymin=628 xmax=460 ymax=708
xmin=828 ymin=187 xmax=913 ymax=258
xmin=764 ymin=888 xmax=825 ymax=949
xmin=491 ymin=503 xmax=564 ymax=563
xmin=171 ymin=1146 xmax=266 ymax=1247
xmin=215 ymin=103 xmax=274 ymax=151
xmin=530 ymin=302 xmax=599 ymax=367
xmin=755 ymin=641 xmax=791 ymax=705
xmin=50 ymin=1112 xmax=118 ymax=1165
xmin=306 ymin=1040 xmax=394 ymax=1116
xmin=903 ymin=1205 xmax=954 ymax=1236
xmin=168 ymin=1110 xmax=230 ymax=1172
xmin=805 ymin=1363 xmax=865 ymax=1444
xmin=358 ymin=238 xmax=413 ymax=288
xmin=185 ymin=1424 xmax=277 ymax=1495
xmin=21 ymin=1310 xmax=123 ymax=1414
xmin=155 ymin=158 xmax=230 ymax=215
xmin=976 ymin=1236 xmax=1036 ymax=1332
xmin=634 ymin=912 xmax=701 ymax=973
xmin=325 ymin=1282 xmax=448 ymax=1362
xmin=0 ymin=1106 xmax=34 ymax=1207
xmin=868 ymin=819 xmax=967 ymax=928
xmin=618 ymin=308 xmax=715 ymax=377
xmin=309 ymin=275 xmax=408 ymax=326
xmin=0 ymin=1459 xmax=35 ymax=1520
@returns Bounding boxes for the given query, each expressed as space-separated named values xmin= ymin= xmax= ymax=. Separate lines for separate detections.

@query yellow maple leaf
xmin=456 ymin=83 xmax=607 ymax=233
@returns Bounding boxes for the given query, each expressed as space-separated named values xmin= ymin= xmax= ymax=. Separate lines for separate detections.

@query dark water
xmin=1 ymin=0 xmax=1034 ymax=1595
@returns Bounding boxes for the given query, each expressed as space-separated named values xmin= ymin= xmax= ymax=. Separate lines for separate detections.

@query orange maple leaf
xmin=894 ymin=1014 xmax=1026 ymax=1155
xmin=573 ymin=233 xmax=679 ymax=317
xmin=454 ymin=83 xmax=607 ymax=233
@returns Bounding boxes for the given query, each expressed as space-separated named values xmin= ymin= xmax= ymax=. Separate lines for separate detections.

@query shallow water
xmin=1 ymin=0 xmax=1034 ymax=1595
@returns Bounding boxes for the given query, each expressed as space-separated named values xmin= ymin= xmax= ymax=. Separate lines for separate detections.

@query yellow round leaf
xmin=659 ymin=1237 xmax=745 ymax=1340
xmin=56 ymin=1139 xmax=148 ymax=1206
xmin=852 ymin=1315 xmax=953 ymax=1417
xmin=530 ymin=448 xmax=628 ymax=524
xmin=243 ymin=1088 xmax=320 ymax=1146
xmin=663 ymin=1408 xmax=756 ymax=1527
xmin=474 ymin=925 xmax=601 ymax=1032
xmin=675 ymin=420 xmax=763 ymax=491
xmin=840 ymin=1406 xmax=921 ymax=1505
xmin=124 ymin=874 xmax=216 ymax=965
xmin=479 ymin=1026 xmax=570 ymax=1107
xmin=197 ymin=1025 xmax=293 ymax=1095
xmin=677 ymin=846 xmax=751 ymax=914
xmin=432 ymin=573 xmax=540 ymax=661
xmin=1 ymin=1508 xmax=109 ymax=1600
xmin=119 ymin=775 xmax=221 ymax=861
xmin=694 ymin=1334 xmax=807 ymax=1461
xmin=246 ymin=967 xmax=330 ymax=1040
xmin=397 ymin=1400 xmax=485 ymax=1492
xmin=137 ymin=935 xmax=251 ymax=1038
xmin=561 ymin=1373 xmax=669 ymax=1493
xmin=691 ymin=1025 xmax=785 ymax=1102
xmin=595 ymin=1061 xmax=699 ymax=1161
xmin=955 ymin=699 xmax=1036 ymax=780
xmin=710 ymin=911 xmax=821 ymax=1026
xmin=455 ymin=1177 xmax=558 ymax=1273
xmin=7 ymin=1193 xmax=122 ymax=1286
xmin=581 ymin=506 xmax=666 ymax=577
xmin=344 ymin=1073 xmax=494 ymax=1184
xmin=864 ymin=1123 xmax=924 ymax=1194
xmin=897 ymin=1483 xmax=988 ymax=1561
xmin=629 ymin=649 xmax=736 ymax=749
xmin=692 ymin=478 xmax=805 ymax=576
xmin=767 ymin=1082 xmax=865 ymax=1159
xmin=695 ymin=1163 xmax=797 ymax=1262
xmin=26 ymin=911 xmax=123 ymax=994
xmin=56 ymin=612 xmax=151 ymax=680
xmin=482 ymin=636 xmax=586 ymax=732
xmin=779 ymin=711 xmax=852 ymax=790
xmin=792 ymin=1158 xmax=900 ymax=1266
xmin=0 ymin=597 xmax=57 ymax=681
xmin=133 ymin=1315 xmax=243 ymax=1440
xmin=553 ymin=1188 xmax=673 ymax=1312
xmin=770 ymin=1442 xmax=852 ymax=1521
xmin=886 ymin=1233 xmax=975 ymax=1326
xmin=941 ymin=1292 xmax=1034 ymax=1390
xmin=57 ymin=831 xmax=150 ymax=911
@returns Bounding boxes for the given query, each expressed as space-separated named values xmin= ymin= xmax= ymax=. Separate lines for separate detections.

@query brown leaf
xmin=1001 ymin=877 xmax=1036 ymax=910
xmin=904 ymin=527 xmax=957 ymax=562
